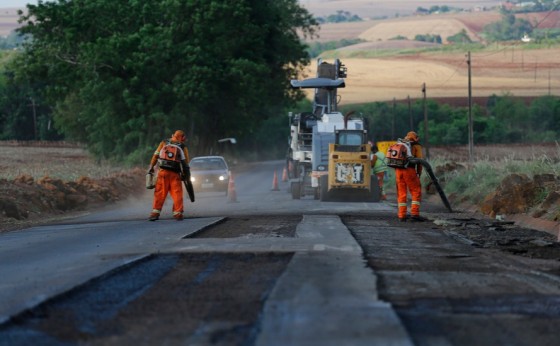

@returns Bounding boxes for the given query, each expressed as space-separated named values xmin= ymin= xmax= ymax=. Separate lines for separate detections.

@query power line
xmin=530 ymin=2 xmax=560 ymax=30
xmin=473 ymin=46 xmax=513 ymax=58
xmin=439 ymin=59 xmax=466 ymax=88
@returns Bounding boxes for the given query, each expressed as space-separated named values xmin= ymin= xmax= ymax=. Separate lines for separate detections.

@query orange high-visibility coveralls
xmin=152 ymin=168 xmax=185 ymax=217
xmin=395 ymin=141 xmax=423 ymax=219
xmin=149 ymin=132 xmax=190 ymax=219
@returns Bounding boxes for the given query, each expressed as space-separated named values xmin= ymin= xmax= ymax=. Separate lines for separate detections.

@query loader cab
xmin=334 ymin=129 xmax=367 ymax=152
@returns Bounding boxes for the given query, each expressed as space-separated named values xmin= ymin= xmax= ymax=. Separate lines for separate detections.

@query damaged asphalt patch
xmin=0 ymin=252 xmax=293 ymax=345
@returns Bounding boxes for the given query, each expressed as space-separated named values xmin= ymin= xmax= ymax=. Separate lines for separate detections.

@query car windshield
xmin=190 ymin=158 xmax=227 ymax=170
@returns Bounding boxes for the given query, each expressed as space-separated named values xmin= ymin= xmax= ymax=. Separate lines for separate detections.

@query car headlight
xmin=219 ymin=175 xmax=225 ymax=181
xmin=317 ymin=165 xmax=327 ymax=171
xmin=190 ymin=177 xmax=196 ymax=182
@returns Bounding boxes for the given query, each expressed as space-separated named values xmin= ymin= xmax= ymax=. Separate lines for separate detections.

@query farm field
xmin=304 ymin=8 xmax=560 ymax=103
xmin=0 ymin=142 xmax=126 ymax=181
xmin=312 ymin=47 xmax=560 ymax=104
xmin=300 ymin=0 xmax=503 ymax=18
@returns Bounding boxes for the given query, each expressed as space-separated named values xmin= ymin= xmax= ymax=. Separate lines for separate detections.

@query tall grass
xmin=442 ymin=151 xmax=560 ymax=205
xmin=443 ymin=161 xmax=503 ymax=204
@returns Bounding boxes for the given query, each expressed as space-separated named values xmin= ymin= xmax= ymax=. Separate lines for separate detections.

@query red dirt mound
xmin=0 ymin=168 xmax=145 ymax=232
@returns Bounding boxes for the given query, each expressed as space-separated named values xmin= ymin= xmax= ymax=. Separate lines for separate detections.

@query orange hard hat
xmin=405 ymin=131 xmax=419 ymax=142
xmin=172 ymin=130 xmax=186 ymax=143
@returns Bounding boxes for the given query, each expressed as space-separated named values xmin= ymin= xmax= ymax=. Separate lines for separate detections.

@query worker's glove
xmin=148 ymin=166 xmax=154 ymax=174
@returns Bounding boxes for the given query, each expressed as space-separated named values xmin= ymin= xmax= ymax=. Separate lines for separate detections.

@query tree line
xmin=0 ymin=0 xmax=317 ymax=164
xmin=338 ymin=94 xmax=560 ymax=146
xmin=315 ymin=11 xmax=362 ymax=24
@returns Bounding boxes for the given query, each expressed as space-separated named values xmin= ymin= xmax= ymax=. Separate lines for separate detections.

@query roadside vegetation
xmin=442 ymin=153 xmax=560 ymax=206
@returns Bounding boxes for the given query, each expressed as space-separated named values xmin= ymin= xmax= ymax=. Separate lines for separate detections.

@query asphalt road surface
xmin=0 ymin=160 xmax=559 ymax=346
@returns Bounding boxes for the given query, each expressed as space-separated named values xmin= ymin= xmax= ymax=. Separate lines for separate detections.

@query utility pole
xmin=29 ymin=97 xmax=37 ymax=141
xmin=408 ymin=95 xmax=412 ymax=130
xmin=534 ymin=57 xmax=538 ymax=82
xmin=549 ymin=68 xmax=552 ymax=95
xmin=422 ymin=83 xmax=429 ymax=159
xmin=467 ymin=51 xmax=474 ymax=164
xmin=392 ymin=97 xmax=396 ymax=139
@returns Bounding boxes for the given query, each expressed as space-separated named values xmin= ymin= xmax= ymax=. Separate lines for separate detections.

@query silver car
xmin=189 ymin=156 xmax=230 ymax=195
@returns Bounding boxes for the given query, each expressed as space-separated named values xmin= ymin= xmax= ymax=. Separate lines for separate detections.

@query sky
xmin=1 ymin=0 xmax=37 ymax=7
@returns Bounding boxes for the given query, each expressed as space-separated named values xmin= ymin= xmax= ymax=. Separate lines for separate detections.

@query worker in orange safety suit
xmin=395 ymin=131 xmax=426 ymax=222
xmin=147 ymin=130 xmax=190 ymax=221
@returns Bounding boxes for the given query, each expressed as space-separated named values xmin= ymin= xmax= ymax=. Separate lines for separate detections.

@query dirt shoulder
xmin=0 ymin=168 xmax=145 ymax=233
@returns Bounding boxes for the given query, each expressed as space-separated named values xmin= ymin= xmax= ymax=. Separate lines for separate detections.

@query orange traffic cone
xmin=227 ymin=173 xmax=238 ymax=203
xmin=282 ymin=166 xmax=288 ymax=182
xmin=271 ymin=170 xmax=280 ymax=191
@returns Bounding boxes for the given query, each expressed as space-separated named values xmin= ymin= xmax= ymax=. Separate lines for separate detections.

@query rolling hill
xmin=302 ymin=3 xmax=560 ymax=103
xmin=299 ymin=0 xmax=504 ymax=18
xmin=2 ymin=2 xmax=559 ymax=104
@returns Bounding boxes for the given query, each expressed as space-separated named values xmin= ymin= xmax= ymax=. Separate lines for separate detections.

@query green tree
xmin=0 ymin=51 xmax=60 ymax=140
xmin=414 ymin=34 xmax=442 ymax=44
xmin=11 ymin=0 xmax=317 ymax=162
xmin=447 ymin=29 xmax=472 ymax=44
xmin=488 ymin=94 xmax=528 ymax=142
xmin=482 ymin=13 xmax=533 ymax=41
xmin=528 ymin=96 xmax=560 ymax=141
xmin=324 ymin=11 xmax=362 ymax=23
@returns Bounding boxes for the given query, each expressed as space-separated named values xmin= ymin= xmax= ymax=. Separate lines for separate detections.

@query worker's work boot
xmin=148 ymin=213 xmax=159 ymax=221
xmin=173 ymin=213 xmax=184 ymax=221
xmin=410 ymin=215 xmax=427 ymax=222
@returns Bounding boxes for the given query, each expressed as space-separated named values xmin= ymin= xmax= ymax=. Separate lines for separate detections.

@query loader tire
xmin=291 ymin=182 xmax=301 ymax=200
xmin=369 ymin=175 xmax=381 ymax=202
xmin=319 ymin=175 xmax=329 ymax=202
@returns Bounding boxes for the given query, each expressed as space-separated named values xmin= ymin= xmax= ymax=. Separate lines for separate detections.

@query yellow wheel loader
xmin=319 ymin=115 xmax=380 ymax=202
